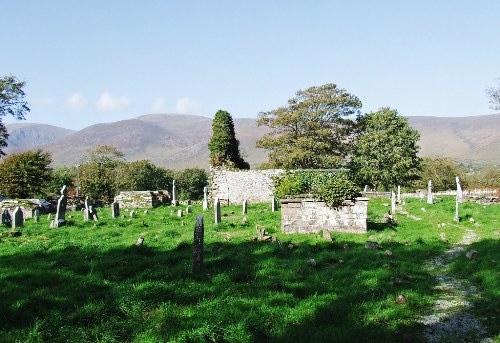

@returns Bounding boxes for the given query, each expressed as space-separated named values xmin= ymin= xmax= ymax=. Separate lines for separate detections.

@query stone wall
xmin=210 ymin=168 xmax=284 ymax=205
xmin=0 ymin=199 xmax=41 ymax=218
xmin=281 ymin=196 xmax=369 ymax=234
xmin=114 ymin=191 xmax=170 ymax=209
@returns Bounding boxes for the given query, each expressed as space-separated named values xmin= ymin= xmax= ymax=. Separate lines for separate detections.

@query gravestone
xmin=12 ymin=207 xmax=24 ymax=228
xmin=363 ymin=185 xmax=368 ymax=192
xmin=33 ymin=208 xmax=40 ymax=223
xmin=1 ymin=208 xmax=11 ymax=226
xmin=397 ymin=185 xmax=401 ymax=202
xmin=214 ymin=197 xmax=221 ymax=224
xmin=171 ymin=180 xmax=178 ymax=206
xmin=202 ymin=186 xmax=208 ymax=211
xmin=242 ymin=199 xmax=248 ymax=214
xmin=178 ymin=210 xmax=184 ymax=217
xmin=272 ymin=198 xmax=278 ymax=212
xmin=454 ymin=176 xmax=463 ymax=222
xmin=130 ymin=210 xmax=136 ymax=217
xmin=111 ymin=202 xmax=120 ymax=218
xmin=52 ymin=185 xmax=68 ymax=227
xmin=192 ymin=215 xmax=204 ymax=273
xmin=427 ymin=180 xmax=433 ymax=204
xmin=89 ymin=206 xmax=99 ymax=221
xmin=391 ymin=191 xmax=396 ymax=217
xmin=84 ymin=197 xmax=91 ymax=221
xmin=186 ymin=206 xmax=192 ymax=214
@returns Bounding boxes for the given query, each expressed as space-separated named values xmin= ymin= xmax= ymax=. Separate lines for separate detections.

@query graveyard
xmin=0 ymin=195 xmax=498 ymax=342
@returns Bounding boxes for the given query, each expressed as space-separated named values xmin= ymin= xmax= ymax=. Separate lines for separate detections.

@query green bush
xmin=273 ymin=170 xmax=360 ymax=207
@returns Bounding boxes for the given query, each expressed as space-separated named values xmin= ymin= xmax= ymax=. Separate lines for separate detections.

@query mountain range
xmin=4 ymin=113 xmax=500 ymax=169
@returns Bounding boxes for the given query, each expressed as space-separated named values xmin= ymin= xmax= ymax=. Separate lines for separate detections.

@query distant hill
xmin=4 ymin=113 xmax=500 ymax=169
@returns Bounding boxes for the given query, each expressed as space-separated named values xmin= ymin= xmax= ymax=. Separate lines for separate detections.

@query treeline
xmin=0 ymin=145 xmax=208 ymax=202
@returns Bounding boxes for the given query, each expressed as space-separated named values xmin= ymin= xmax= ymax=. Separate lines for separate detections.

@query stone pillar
xmin=455 ymin=176 xmax=463 ymax=222
xmin=272 ymin=198 xmax=278 ymax=212
xmin=427 ymin=180 xmax=433 ymax=204
xmin=391 ymin=191 xmax=396 ymax=217
xmin=192 ymin=215 xmax=204 ymax=273
xmin=214 ymin=197 xmax=221 ymax=224
xmin=202 ymin=186 xmax=208 ymax=211
xmin=172 ymin=180 xmax=177 ymax=206
xmin=12 ymin=207 xmax=24 ymax=228
xmin=53 ymin=185 xmax=68 ymax=227
xmin=111 ymin=202 xmax=120 ymax=218
xmin=242 ymin=199 xmax=248 ymax=214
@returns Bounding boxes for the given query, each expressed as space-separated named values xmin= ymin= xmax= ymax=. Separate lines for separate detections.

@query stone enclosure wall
xmin=281 ymin=196 xmax=369 ymax=234
xmin=114 ymin=191 xmax=171 ymax=209
xmin=210 ymin=168 xmax=284 ymax=205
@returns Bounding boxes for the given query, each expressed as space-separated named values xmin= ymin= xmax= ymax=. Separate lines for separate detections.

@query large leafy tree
xmin=208 ymin=110 xmax=249 ymax=169
xmin=0 ymin=149 xmax=52 ymax=198
xmin=0 ymin=75 xmax=30 ymax=156
xmin=413 ymin=156 xmax=467 ymax=191
xmin=351 ymin=107 xmax=421 ymax=190
xmin=115 ymin=160 xmax=174 ymax=191
xmin=79 ymin=145 xmax=125 ymax=202
xmin=175 ymin=167 xmax=208 ymax=200
xmin=256 ymin=83 xmax=361 ymax=169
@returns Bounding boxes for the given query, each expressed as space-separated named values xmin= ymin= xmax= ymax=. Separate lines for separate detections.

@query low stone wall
xmin=0 ymin=200 xmax=41 ymax=218
xmin=114 ymin=191 xmax=171 ymax=209
xmin=210 ymin=168 xmax=284 ymax=205
xmin=281 ymin=196 xmax=369 ymax=234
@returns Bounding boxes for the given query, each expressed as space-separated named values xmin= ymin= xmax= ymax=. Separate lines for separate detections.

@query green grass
xmin=0 ymin=197 xmax=498 ymax=342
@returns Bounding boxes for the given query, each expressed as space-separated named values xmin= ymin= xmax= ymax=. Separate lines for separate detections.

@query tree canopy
xmin=351 ymin=107 xmax=421 ymax=191
xmin=256 ymin=83 xmax=361 ymax=169
xmin=208 ymin=110 xmax=249 ymax=169
xmin=115 ymin=160 xmax=174 ymax=192
xmin=0 ymin=149 xmax=52 ymax=198
xmin=413 ymin=156 xmax=467 ymax=191
xmin=0 ymin=75 xmax=30 ymax=155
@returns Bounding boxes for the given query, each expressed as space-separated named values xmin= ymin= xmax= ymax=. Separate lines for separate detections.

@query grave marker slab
xmin=192 ymin=215 xmax=204 ymax=273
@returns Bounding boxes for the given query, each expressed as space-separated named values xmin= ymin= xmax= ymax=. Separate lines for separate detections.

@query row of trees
xmin=0 ymin=145 xmax=208 ymax=202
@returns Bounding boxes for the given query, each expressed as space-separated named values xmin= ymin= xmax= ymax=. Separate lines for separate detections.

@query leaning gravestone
xmin=214 ymin=197 xmax=221 ymax=224
xmin=427 ymin=180 xmax=433 ymax=204
xmin=202 ymin=186 xmax=208 ymax=211
xmin=192 ymin=215 xmax=204 ymax=273
xmin=51 ymin=185 xmax=68 ymax=227
xmin=1 ymin=208 xmax=11 ymax=227
xmin=12 ymin=207 xmax=24 ymax=228
xmin=111 ymin=202 xmax=120 ymax=219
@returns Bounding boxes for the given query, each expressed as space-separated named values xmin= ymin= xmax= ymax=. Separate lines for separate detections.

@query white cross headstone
xmin=427 ymin=180 xmax=433 ymax=204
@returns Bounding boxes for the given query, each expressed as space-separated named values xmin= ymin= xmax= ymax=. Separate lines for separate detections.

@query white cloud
xmin=67 ymin=92 xmax=86 ymax=110
xmin=32 ymin=96 xmax=53 ymax=106
xmin=96 ymin=91 xmax=130 ymax=111
xmin=151 ymin=97 xmax=167 ymax=113
xmin=175 ymin=97 xmax=201 ymax=114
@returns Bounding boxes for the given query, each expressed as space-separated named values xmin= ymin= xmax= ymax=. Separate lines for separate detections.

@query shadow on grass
xmin=0 ymin=235 xmax=496 ymax=342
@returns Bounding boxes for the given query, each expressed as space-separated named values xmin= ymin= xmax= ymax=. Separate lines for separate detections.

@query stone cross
xmin=242 ymin=199 xmax=248 ymax=214
xmin=1 ymin=208 xmax=11 ymax=226
xmin=171 ymin=180 xmax=177 ymax=206
xmin=214 ymin=197 xmax=221 ymax=224
xmin=202 ymin=186 xmax=208 ymax=211
xmin=272 ymin=198 xmax=278 ymax=212
xmin=427 ymin=180 xmax=433 ymax=204
xmin=391 ymin=191 xmax=396 ymax=217
xmin=53 ymin=185 xmax=68 ymax=227
xmin=12 ymin=207 xmax=24 ymax=228
xmin=111 ymin=202 xmax=120 ymax=218
xmin=192 ymin=215 xmax=204 ymax=273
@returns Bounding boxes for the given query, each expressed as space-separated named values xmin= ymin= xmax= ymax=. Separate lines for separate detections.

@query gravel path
xmin=419 ymin=229 xmax=491 ymax=342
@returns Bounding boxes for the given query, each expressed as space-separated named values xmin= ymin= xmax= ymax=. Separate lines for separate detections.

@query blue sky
xmin=2 ymin=0 xmax=499 ymax=130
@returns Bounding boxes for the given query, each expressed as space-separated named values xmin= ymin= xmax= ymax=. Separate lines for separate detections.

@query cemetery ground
xmin=0 ymin=197 xmax=498 ymax=342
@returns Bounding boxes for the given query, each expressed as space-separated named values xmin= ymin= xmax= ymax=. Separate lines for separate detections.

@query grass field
xmin=0 ymin=197 xmax=498 ymax=342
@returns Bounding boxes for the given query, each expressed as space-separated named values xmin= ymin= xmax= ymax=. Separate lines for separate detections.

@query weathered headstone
xmin=111 ymin=202 xmax=120 ymax=218
xmin=130 ymin=209 xmax=136 ymax=217
xmin=52 ymin=185 xmax=68 ymax=227
xmin=272 ymin=198 xmax=278 ymax=212
xmin=363 ymin=185 xmax=368 ymax=192
xmin=427 ymin=180 xmax=433 ymax=204
xmin=455 ymin=176 xmax=463 ymax=222
xmin=202 ymin=186 xmax=208 ymax=211
xmin=33 ymin=208 xmax=40 ymax=223
xmin=1 ymin=208 xmax=11 ymax=226
xmin=84 ymin=197 xmax=91 ymax=221
xmin=391 ymin=191 xmax=396 ymax=217
xmin=89 ymin=206 xmax=99 ymax=221
xmin=214 ymin=197 xmax=221 ymax=224
xmin=177 ymin=210 xmax=184 ymax=217
xmin=171 ymin=180 xmax=177 ymax=206
xmin=186 ymin=206 xmax=192 ymax=214
xmin=192 ymin=215 xmax=204 ymax=273
xmin=242 ymin=199 xmax=248 ymax=214
xmin=12 ymin=207 xmax=24 ymax=228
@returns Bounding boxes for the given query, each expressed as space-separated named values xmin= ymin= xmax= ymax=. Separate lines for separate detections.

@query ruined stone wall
xmin=281 ymin=197 xmax=369 ymax=234
xmin=114 ymin=191 xmax=170 ymax=209
xmin=210 ymin=169 xmax=284 ymax=205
